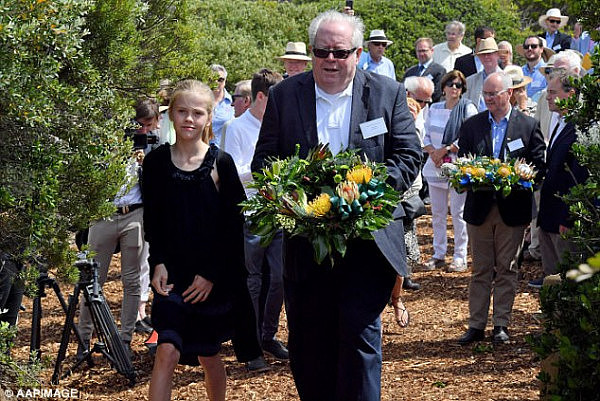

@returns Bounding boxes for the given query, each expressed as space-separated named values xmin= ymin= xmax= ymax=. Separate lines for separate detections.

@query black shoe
xmin=492 ymin=326 xmax=510 ymax=344
xmin=245 ymin=356 xmax=270 ymax=372
xmin=402 ymin=277 xmax=421 ymax=291
xmin=135 ymin=319 xmax=153 ymax=334
xmin=262 ymin=338 xmax=289 ymax=360
xmin=457 ymin=328 xmax=485 ymax=345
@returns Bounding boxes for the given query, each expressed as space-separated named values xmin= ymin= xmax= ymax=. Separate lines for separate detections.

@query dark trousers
xmin=283 ymin=238 xmax=396 ymax=401
xmin=0 ymin=257 xmax=24 ymax=327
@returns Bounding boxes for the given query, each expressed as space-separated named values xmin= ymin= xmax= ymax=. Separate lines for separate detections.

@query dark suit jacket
xmin=538 ymin=122 xmax=588 ymax=233
xmin=403 ymin=62 xmax=446 ymax=102
xmin=538 ymin=31 xmax=571 ymax=53
xmin=457 ymin=109 xmax=546 ymax=226
xmin=252 ymin=69 xmax=422 ymax=277
xmin=454 ymin=53 xmax=477 ymax=78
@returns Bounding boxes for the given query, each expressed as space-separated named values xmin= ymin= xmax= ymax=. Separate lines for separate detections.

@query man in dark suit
xmin=403 ymin=37 xmax=446 ymax=102
xmin=454 ymin=26 xmax=495 ymax=78
xmin=538 ymin=8 xmax=571 ymax=53
xmin=251 ymin=10 xmax=421 ymax=401
xmin=456 ymin=72 xmax=546 ymax=345
xmin=533 ymin=71 xmax=588 ymax=287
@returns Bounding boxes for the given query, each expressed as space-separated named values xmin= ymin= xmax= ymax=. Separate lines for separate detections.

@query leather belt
xmin=116 ymin=203 xmax=143 ymax=215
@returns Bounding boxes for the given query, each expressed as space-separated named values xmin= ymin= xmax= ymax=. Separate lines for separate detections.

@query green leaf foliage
xmin=529 ymin=10 xmax=600 ymax=399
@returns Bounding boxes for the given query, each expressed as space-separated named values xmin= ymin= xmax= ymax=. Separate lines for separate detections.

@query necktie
xmin=417 ymin=65 xmax=424 ymax=76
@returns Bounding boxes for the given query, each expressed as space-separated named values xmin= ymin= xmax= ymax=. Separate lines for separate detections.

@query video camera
xmin=124 ymin=124 xmax=160 ymax=151
xmin=132 ymin=132 xmax=159 ymax=150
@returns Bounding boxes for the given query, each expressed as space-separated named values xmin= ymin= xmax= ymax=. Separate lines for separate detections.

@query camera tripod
xmin=50 ymin=256 xmax=135 ymax=385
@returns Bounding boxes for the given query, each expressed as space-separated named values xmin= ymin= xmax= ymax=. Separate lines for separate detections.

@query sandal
xmin=391 ymin=296 xmax=410 ymax=328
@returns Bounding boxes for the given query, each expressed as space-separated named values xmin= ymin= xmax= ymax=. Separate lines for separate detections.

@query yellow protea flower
xmin=346 ymin=165 xmax=373 ymax=184
xmin=306 ymin=193 xmax=331 ymax=217
xmin=473 ymin=167 xmax=486 ymax=177
xmin=497 ymin=165 xmax=511 ymax=177
xmin=491 ymin=158 xmax=501 ymax=165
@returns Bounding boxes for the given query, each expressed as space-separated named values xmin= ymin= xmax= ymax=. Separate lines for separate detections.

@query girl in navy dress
xmin=143 ymin=80 xmax=249 ymax=401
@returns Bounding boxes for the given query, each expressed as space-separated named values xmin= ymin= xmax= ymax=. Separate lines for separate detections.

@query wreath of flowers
xmin=440 ymin=155 xmax=537 ymax=197
xmin=241 ymin=144 xmax=401 ymax=265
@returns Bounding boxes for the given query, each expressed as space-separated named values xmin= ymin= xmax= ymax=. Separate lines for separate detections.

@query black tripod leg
xmin=50 ymin=280 xmax=70 ymax=313
xmin=29 ymin=295 xmax=42 ymax=361
xmin=87 ymin=289 xmax=136 ymax=385
xmin=52 ymin=284 xmax=86 ymax=384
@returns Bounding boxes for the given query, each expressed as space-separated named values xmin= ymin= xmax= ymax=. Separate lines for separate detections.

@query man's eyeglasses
xmin=523 ymin=44 xmax=540 ymax=50
xmin=371 ymin=42 xmax=387 ymax=48
xmin=232 ymin=94 xmax=246 ymax=100
xmin=312 ymin=47 xmax=357 ymax=59
xmin=547 ymin=19 xmax=562 ymax=24
xmin=482 ymin=90 xmax=507 ymax=98
xmin=543 ymin=67 xmax=565 ymax=75
xmin=445 ymin=81 xmax=464 ymax=89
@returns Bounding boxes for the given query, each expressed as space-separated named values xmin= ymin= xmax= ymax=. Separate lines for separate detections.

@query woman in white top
xmin=422 ymin=70 xmax=477 ymax=272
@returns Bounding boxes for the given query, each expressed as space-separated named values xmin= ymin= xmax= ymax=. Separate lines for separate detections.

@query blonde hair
xmin=168 ymin=80 xmax=215 ymax=143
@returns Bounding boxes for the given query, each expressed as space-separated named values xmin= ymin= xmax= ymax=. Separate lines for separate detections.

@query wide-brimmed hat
xmin=516 ymin=37 xmax=555 ymax=62
xmin=538 ymin=8 xmax=569 ymax=30
xmin=277 ymin=42 xmax=311 ymax=61
xmin=504 ymin=65 xmax=533 ymax=89
xmin=476 ymin=37 xmax=498 ymax=55
xmin=366 ymin=29 xmax=393 ymax=45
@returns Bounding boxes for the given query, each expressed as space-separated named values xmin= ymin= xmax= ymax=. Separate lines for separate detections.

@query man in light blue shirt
xmin=358 ymin=29 xmax=396 ymax=80
xmin=209 ymin=64 xmax=234 ymax=146
xmin=519 ymin=36 xmax=547 ymax=102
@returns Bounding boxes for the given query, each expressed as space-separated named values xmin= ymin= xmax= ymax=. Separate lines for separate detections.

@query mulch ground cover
xmin=7 ymin=210 xmax=545 ymax=400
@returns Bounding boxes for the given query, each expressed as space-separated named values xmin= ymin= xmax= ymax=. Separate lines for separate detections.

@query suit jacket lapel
xmin=348 ymin=70 xmax=370 ymax=149
xmin=547 ymin=121 xmax=575 ymax=159
xmin=297 ymin=73 xmax=318 ymax=147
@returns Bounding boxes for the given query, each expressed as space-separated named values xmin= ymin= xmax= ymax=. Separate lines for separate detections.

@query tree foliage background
xmin=0 ymin=0 xmax=528 ymax=277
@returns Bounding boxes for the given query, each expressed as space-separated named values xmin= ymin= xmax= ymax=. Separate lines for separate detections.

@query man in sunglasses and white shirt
xmin=252 ymin=10 xmax=421 ymax=401
xmin=357 ymin=29 xmax=396 ymax=80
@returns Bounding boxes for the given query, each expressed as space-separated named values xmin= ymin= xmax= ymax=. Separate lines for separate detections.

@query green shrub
xmin=529 ymin=9 xmax=600 ymax=399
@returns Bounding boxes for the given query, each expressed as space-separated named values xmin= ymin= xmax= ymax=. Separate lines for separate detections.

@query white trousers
xmin=428 ymin=184 xmax=468 ymax=263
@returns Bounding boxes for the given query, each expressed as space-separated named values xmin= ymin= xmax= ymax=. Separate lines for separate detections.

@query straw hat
xmin=277 ymin=42 xmax=311 ymax=61
xmin=516 ymin=37 xmax=555 ymax=62
xmin=475 ymin=37 xmax=498 ymax=55
xmin=366 ymin=29 xmax=393 ymax=45
xmin=504 ymin=65 xmax=533 ymax=89
xmin=538 ymin=8 xmax=569 ymax=30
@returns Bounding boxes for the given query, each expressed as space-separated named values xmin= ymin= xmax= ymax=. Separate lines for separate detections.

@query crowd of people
xmin=1 ymin=5 xmax=595 ymax=401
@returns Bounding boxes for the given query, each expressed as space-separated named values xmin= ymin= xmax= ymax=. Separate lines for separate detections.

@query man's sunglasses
xmin=523 ymin=44 xmax=540 ymax=50
xmin=547 ymin=19 xmax=562 ymax=24
xmin=312 ymin=47 xmax=357 ymax=59
xmin=445 ymin=81 xmax=464 ymax=89
xmin=414 ymin=98 xmax=432 ymax=106
xmin=371 ymin=42 xmax=387 ymax=48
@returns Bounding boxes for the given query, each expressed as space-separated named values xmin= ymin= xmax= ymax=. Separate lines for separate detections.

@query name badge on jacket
xmin=360 ymin=117 xmax=388 ymax=139
xmin=507 ymin=138 xmax=524 ymax=152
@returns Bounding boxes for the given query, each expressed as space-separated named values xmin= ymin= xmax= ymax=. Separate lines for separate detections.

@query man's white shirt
xmin=315 ymin=82 xmax=353 ymax=156
xmin=223 ymin=109 xmax=262 ymax=197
